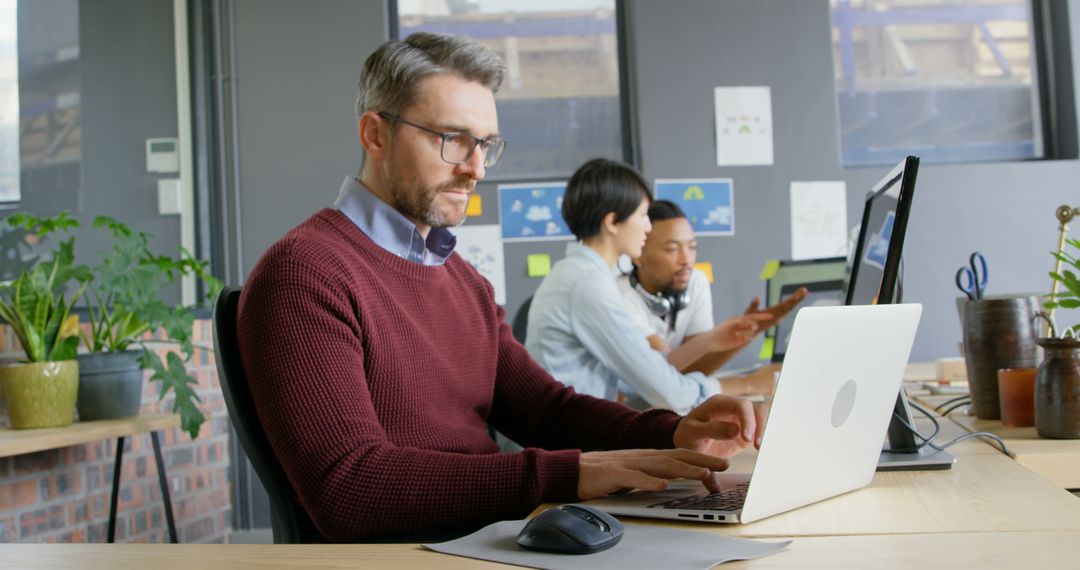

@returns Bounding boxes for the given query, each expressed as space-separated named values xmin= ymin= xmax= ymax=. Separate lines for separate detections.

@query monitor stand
xmin=877 ymin=447 xmax=955 ymax=471
xmin=875 ymin=391 xmax=956 ymax=471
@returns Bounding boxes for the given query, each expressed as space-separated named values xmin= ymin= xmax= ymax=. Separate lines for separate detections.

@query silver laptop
xmin=584 ymin=303 xmax=922 ymax=524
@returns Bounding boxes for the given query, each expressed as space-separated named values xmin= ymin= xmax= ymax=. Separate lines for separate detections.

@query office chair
xmin=511 ymin=295 xmax=533 ymax=344
xmin=213 ymin=287 xmax=315 ymax=544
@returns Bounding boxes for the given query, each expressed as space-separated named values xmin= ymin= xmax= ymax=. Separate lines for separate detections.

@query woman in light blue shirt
xmin=525 ymin=159 xmax=760 ymax=414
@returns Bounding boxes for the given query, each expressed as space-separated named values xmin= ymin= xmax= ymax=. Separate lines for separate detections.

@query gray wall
xmin=627 ymin=0 xmax=1080 ymax=364
xmin=78 ymin=0 xmax=181 ymax=295
xmin=233 ymin=0 xmax=388 ymax=276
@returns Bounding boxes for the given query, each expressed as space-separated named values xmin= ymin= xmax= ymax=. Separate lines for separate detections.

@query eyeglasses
xmin=377 ymin=112 xmax=507 ymax=168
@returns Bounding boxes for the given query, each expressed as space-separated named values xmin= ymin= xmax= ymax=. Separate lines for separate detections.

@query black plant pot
xmin=76 ymin=350 xmax=144 ymax=421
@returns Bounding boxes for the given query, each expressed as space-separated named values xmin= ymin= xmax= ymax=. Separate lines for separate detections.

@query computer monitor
xmin=844 ymin=156 xmax=916 ymax=307
xmin=844 ymin=156 xmax=953 ymax=471
xmin=763 ymin=258 xmax=847 ymax=363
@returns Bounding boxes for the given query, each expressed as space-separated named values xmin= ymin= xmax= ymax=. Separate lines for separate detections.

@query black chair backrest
xmin=213 ymin=287 xmax=313 ymax=543
xmin=511 ymin=295 xmax=533 ymax=344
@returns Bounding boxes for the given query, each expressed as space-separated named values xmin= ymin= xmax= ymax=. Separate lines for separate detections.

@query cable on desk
xmin=934 ymin=395 xmax=972 ymax=413
xmin=887 ymin=405 xmax=942 ymax=454
xmin=939 ymin=398 xmax=972 ymax=417
xmin=903 ymin=400 xmax=1013 ymax=457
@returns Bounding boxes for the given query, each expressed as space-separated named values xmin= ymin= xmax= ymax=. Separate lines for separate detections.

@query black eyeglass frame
xmin=377 ymin=111 xmax=506 ymax=168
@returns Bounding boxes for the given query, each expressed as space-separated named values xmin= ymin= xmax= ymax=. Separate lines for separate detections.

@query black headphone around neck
xmin=629 ymin=266 xmax=689 ymax=330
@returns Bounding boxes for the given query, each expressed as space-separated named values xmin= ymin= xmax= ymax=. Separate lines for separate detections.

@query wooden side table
xmin=0 ymin=414 xmax=181 ymax=543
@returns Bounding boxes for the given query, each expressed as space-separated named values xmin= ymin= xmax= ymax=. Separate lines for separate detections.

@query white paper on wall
xmin=451 ymin=224 xmax=507 ymax=305
xmin=714 ymin=86 xmax=773 ymax=166
xmin=790 ymin=181 xmax=848 ymax=260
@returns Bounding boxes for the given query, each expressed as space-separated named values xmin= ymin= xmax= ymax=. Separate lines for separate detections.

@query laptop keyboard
xmin=647 ymin=483 xmax=749 ymax=512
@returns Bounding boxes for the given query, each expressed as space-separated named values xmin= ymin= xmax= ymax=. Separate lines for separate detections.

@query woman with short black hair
xmin=525 ymin=158 xmax=759 ymax=413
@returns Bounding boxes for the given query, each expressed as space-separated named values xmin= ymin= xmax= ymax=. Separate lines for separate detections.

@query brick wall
xmin=0 ymin=319 xmax=232 ymax=543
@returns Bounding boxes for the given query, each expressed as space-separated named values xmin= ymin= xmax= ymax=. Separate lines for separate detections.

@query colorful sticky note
xmin=693 ymin=262 xmax=715 ymax=284
xmin=758 ymin=336 xmax=775 ymax=360
xmin=527 ymin=254 xmax=552 ymax=278
xmin=466 ymin=194 xmax=483 ymax=217
xmin=758 ymin=259 xmax=780 ymax=280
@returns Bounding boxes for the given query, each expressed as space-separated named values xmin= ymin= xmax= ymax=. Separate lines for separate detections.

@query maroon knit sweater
xmin=237 ymin=209 xmax=682 ymax=542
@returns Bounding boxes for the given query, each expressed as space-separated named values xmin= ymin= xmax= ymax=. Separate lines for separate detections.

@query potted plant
xmin=1037 ymin=235 xmax=1080 ymax=438
xmin=3 ymin=212 xmax=221 ymax=438
xmin=77 ymin=215 xmax=222 ymax=439
xmin=0 ymin=213 xmax=90 ymax=428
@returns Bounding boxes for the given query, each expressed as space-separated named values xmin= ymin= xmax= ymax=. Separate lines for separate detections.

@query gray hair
xmin=355 ymin=32 xmax=506 ymax=118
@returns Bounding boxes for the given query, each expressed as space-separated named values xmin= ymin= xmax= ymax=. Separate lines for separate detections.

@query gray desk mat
xmin=424 ymin=519 xmax=791 ymax=569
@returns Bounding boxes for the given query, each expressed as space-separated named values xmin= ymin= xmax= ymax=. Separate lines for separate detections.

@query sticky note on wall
xmin=693 ymin=262 xmax=715 ymax=284
xmin=466 ymin=194 xmax=483 ymax=217
xmin=527 ymin=254 xmax=552 ymax=277
xmin=758 ymin=336 xmax=775 ymax=360
xmin=759 ymin=259 xmax=780 ymax=280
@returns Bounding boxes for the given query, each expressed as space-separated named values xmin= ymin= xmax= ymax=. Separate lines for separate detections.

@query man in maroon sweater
xmin=237 ymin=32 xmax=763 ymax=542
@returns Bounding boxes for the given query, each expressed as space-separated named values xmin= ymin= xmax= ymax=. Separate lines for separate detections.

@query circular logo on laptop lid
xmin=831 ymin=379 xmax=858 ymax=427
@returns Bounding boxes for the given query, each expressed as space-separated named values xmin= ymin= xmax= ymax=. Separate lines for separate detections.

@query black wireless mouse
xmin=516 ymin=504 xmax=624 ymax=555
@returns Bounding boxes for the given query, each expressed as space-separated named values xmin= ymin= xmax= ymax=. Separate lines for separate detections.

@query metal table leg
xmin=107 ymin=436 xmax=125 ymax=543
xmin=151 ymin=431 xmax=179 ymax=543
xmin=105 ymin=432 xmax=179 ymax=543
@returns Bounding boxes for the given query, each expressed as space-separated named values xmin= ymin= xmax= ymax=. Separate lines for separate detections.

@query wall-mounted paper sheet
xmin=451 ymin=224 xmax=506 ymax=305
xmin=655 ymin=178 xmax=734 ymax=236
xmin=498 ymin=182 xmax=572 ymax=242
xmin=714 ymin=86 xmax=773 ymax=166
xmin=790 ymin=181 xmax=848 ymax=260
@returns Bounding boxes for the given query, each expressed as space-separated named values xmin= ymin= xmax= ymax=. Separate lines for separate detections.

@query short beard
xmin=387 ymin=177 xmax=475 ymax=229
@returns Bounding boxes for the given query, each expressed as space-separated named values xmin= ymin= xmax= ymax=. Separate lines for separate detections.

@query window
xmin=830 ymin=0 xmax=1043 ymax=166
xmin=1 ymin=0 xmax=80 ymax=210
xmin=0 ymin=0 xmax=20 ymax=203
xmin=395 ymin=0 xmax=625 ymax=179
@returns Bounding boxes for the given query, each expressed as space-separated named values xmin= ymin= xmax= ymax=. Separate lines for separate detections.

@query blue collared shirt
xmin=524 ymin=242 xmax=720 ymax=414
xmin=334 ymin=176 xmax=456 ymax=265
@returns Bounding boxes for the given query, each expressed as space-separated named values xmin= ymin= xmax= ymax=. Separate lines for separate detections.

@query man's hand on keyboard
xmin=577 ymin=449 xmax=730 ymax=500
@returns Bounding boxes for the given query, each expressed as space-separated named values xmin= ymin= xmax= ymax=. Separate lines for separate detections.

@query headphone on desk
xmin=629 ymin=266 xmax=689 ymax=330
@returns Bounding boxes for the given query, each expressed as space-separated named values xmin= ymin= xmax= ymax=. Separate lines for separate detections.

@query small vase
xmin=0 ymin=360 xmax=80 ymax=429
xmin=1034 ymin=337 xmax=1080 ymax=439
xmin=962 ymin=296 xmax=1040 ymax=419
xmin=76 ymin=350 xmax=145 ymax=421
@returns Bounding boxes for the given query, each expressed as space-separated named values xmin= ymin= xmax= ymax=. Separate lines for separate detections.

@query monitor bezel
xmin=844 ymin=155 xmax=919 ymax=306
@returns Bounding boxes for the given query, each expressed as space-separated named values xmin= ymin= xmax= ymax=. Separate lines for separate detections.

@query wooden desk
xmin=610 ymin=443 xmax=1080 ymax=539
xmin=948 ymin=414 xmax=1080 ymax=490
xmin=2 ymin=415 xmax=1079 ymax=566
xmin=1 ymin=531 xmax=1078 ymax=569
xmin=0 ymin=414 xmax=181 ymax=543
xmin=912 ymin=390 xmax=1080 ymax=489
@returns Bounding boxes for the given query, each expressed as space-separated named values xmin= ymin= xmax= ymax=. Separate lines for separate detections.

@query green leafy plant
xmin=1046 ymin=237 xmax=1080 ymax=336
xmin=80 ymin=216 xmax=223 ymax=438
xmin=2 ymin=212 xmax=222 ymax=438
xmin=0 ymin=213 xmax=90 ymax=363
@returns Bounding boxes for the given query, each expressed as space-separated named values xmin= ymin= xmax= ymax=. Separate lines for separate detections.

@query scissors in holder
xmin=955 ymin=251 xmax=989 ymax=301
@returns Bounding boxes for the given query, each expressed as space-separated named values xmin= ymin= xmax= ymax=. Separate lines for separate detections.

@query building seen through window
xmin=831 ymin=0 xmax=1042 ymax=166
xmin=397 ymin=0 xmax=624 ymax=179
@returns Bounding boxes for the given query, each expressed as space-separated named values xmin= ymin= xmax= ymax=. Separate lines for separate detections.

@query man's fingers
xmin=611 ymin=467 xmax=669 ymax=492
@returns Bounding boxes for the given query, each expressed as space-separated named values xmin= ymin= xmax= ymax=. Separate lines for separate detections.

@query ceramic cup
xmin=997 ymin=368 xmax=1036 ymax=427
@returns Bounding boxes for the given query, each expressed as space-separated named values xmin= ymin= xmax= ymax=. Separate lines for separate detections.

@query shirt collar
xmin=564 ymin=241 xmax=621 ymax=276
xmin=334 ymin=176 xmax=456 ymax=265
